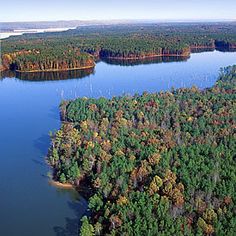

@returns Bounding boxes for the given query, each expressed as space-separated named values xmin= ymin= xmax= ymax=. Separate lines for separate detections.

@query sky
xmin=1 ymin=0 xmax=236 ymax=22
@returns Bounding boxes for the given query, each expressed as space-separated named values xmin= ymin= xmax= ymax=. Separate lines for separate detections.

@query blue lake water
xmin=0 ymin=50 xmax=235 ymax=236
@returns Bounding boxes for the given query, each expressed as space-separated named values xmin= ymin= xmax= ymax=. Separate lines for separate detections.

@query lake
xmin=0 ymin=50 xmax=235 ymax=236
xmin=0 ymin=27 xmax=77 ymax=39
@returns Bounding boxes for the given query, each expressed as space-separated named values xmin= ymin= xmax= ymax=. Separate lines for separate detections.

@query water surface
xmin=0 ymin=50 xmax=235 ymax=236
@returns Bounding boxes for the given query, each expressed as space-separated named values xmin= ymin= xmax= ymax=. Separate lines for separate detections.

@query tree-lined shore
xmin=48 ymin=65 xmax=236 ymax=235
xmin=1 ymin=23 xmax=236 ymax=73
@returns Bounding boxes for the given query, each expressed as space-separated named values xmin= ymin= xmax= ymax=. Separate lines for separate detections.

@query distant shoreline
xmin=0 ymin=27 xmax=76 ymax=39
xmin=102 ymin=53 xmax=190 ymax=60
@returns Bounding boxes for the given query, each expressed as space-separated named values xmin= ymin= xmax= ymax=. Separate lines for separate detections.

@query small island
xmin=48 ymin=65 xmax=236 ymax=235
xmin=1 ymin=48 xmax=95 ymax=72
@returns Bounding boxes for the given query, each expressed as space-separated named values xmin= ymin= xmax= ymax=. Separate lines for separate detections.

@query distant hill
xmin=0 ymin=20 xmax=137 ymax=32
xmin=2 ymin=20 xmax=235 ymax=32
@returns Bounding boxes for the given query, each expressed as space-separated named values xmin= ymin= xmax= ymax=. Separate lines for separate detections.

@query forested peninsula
xmin=1 ymin=23 xmax=236 ymax=72
xmin=48 ymin=65 xmax=236 ymax=235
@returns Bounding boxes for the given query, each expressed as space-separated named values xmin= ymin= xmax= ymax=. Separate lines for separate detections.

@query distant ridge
xmin=1 ymin=19 xmax=235 ymax=32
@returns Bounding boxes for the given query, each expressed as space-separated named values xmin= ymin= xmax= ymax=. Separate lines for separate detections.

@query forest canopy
xmin=1 ymin=23 xmax=236 ymax=72
xmin=48 ymin=65 xmax=236 ymax=235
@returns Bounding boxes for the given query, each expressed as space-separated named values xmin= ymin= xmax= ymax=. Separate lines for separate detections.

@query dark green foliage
xmin=48 ymin=65 xmax=236 ymax=235
xmin=1 ymin=23 xmax=236 ymax=72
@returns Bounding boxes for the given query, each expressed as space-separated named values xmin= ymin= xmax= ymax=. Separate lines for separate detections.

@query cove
xmin=0 ymin=50 xmax=235 ymax=236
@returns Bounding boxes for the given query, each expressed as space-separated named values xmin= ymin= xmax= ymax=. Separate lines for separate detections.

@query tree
xmin=80 ymin=216 xmax=95 ymax=236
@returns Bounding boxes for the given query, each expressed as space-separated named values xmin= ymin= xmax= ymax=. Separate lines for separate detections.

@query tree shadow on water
xmin=33 ymin=133 xmax=50 ymax=156
xmin=32 ymin=134 xmax=51 ymax=172
xmin=48 ymin=106 xmax=60 ymax=121
xmin=53 ymin=198 xmax=89 ymax=236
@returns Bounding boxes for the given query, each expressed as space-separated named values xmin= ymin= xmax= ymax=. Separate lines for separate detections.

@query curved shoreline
xmin=1 ymin=46 xmax=235 ymax=74
xmin=101 ymin=46 xmax=235 ymax=61
xmin=49 ymin=179 xmax=74 ymax=189
xmin=101 ymin=53 xmax=190 ymax=60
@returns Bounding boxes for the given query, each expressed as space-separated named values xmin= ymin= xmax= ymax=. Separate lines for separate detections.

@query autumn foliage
xmin=48 ymin=66 xmax=236 ymax=235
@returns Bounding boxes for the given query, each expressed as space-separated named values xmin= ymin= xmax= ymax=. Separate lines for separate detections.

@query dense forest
xmin=48 ymin=65 xmax=236 ymax=235
xmin=1 ymin=23 xmax=236 ymax=72
xmin=1 ymin=48 xmax=95 ymax=72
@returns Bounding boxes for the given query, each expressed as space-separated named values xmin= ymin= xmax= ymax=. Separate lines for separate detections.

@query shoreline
xmin=1 ymin=46 xmax=235 ymax=74
xmin=49 ymin=179 xmax=74 ymax=189
xmin=102 ymin=53 xmax=190 ymax=60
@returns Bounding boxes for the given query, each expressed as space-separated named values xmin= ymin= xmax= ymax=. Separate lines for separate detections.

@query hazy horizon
xmin=1 ymin=19 xmax=236 ymax=23
xmin=1 ymin=0 xmax=236 ymax=22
